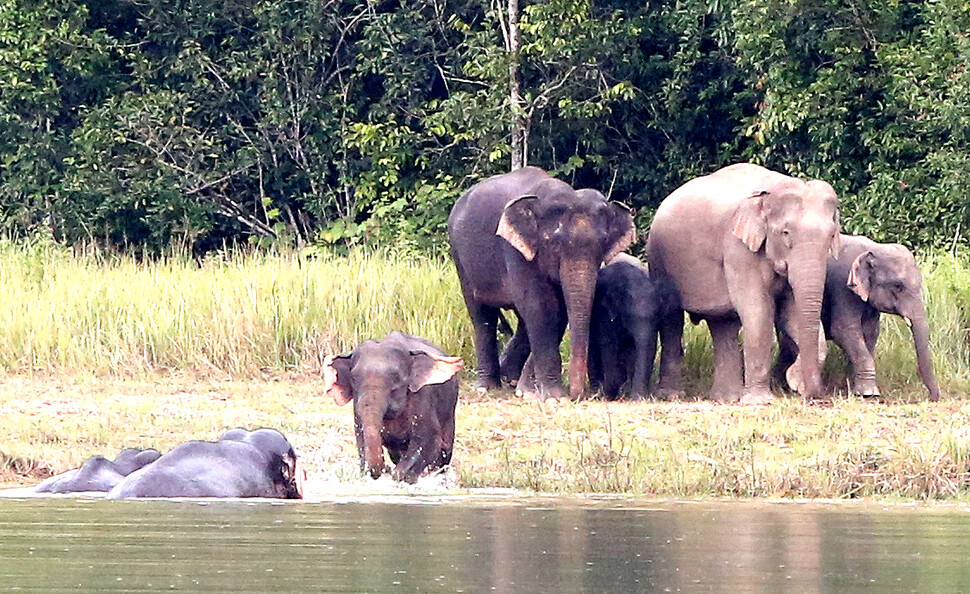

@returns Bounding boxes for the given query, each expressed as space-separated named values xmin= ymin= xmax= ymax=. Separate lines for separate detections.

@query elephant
xmin=588 ymin=253 xmax=682 ymax=400
xmin=774 ymin=234 xmax=939 ymax=400
xmin=106 ymin=428 xmax=304 ymax=499
xmin=448 ymin=166 xmax=635 ymax=400
xmin=647 ymin=163 xmax=841 ymax=403
xmin=35 ymin=448 xmax=161 ymax=494
xmin=324 ymin=331 xmax=463 ymax=483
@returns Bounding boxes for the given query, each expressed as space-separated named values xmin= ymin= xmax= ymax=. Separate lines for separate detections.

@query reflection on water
xmin=1 ymin=496 xmax=969 ymax=592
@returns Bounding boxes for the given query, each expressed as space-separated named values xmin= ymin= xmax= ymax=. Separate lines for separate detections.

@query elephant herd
xmin=36 ymin=162 xmax=938 ymax=496
xmin=450 ymin=162 xmax=939 ymax=405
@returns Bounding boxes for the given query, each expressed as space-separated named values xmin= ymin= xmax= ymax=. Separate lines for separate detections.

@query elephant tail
xmin=497 ymin=311 xmax=514 ymax=337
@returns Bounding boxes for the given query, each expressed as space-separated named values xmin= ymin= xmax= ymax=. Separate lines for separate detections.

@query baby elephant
xmin=776 ymin=234 xmax=939 ymax=400
xmin=324 ymin=331 xmax=462 ymax=483
xmin=36 ymin=448 xmax=162 ymax=494
xmin=107 ymin=428 xmax=304 ymax=499
xmin=589 ymin=253 xmax=682 ymax=400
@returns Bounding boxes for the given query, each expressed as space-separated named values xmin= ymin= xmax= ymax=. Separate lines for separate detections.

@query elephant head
xmin=733 ymin=176 xmax=840 ymax=398
xmin=495 ymin=179 xmax=635 ymax=399
xmin=324 ymin=336 xmax=463 ymax=478
xmin=220 ymin=428 xmax=305 ymax=498
xmin=847 ymin=245 xmax=939 ymax=400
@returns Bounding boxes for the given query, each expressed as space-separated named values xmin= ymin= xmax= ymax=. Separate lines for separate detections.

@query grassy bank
xmin=4 ymin=376 xmax=970 ymax=499
xmin=1 ymin=242 xmax=970 ymax=498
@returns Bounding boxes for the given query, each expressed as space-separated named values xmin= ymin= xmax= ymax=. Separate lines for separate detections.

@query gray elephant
xmin=324 ymin=331 xmax=462 ymax=483
xmin=36 ymin=448 xmax=161 ymax=494
xmin=588 ymin=253 xmax=682 ymax=400
xmin=107 ymin=428 xmax=303 ymax=499
xmin=448 ymin=167 xmax=635 ymax=401
xmin=775 ymin=234 xmax=939 ymax=400
xmin=647 ymin=163 xmax=841 ymax=403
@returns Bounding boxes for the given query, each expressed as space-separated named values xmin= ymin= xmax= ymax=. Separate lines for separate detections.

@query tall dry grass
xmin=0 ymin=238 xmax=965 ymax=400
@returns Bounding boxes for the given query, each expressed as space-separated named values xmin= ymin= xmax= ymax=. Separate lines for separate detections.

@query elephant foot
xmin=517 ymin=384 xmax=566 ymax=402
xmin=654 ymin=386 xmax=684 ymax=402
xmin=709 ymin=387 xmax=742 ymax=403
xmin=739 ymin=389 xmax=775 ymax=406
xmin=474 ymin=376 xmax=502 ymax=393
xmin=785 ymin=360 xmax=805 ymax=394
xmin=852 ymin=379 xmax=880 ymax=398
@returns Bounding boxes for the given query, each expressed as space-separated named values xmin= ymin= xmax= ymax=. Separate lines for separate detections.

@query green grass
xmin=1 ymin=241 xmax=970 ymax=498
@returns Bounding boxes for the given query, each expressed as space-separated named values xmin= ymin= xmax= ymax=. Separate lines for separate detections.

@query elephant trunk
xmin=560 ymin=258 xmax=597 ymax=400
xmin=909 ymin=313 xmax=940 ymax=401
xmin=355 ymin=392 xmax=387 ymax=478
xmin=788 ymin=244 xmax=828 ymax=398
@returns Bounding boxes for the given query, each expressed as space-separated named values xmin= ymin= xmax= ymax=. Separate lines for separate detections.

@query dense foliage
xmin=1 ymin=0 xmax=967 ymax=254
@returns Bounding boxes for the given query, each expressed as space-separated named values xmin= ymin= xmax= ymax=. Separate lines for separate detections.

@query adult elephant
xmin=775 ymin=234 xmax=939 ymax=400
xmin=36 ymin=448 xmax=161 ymax=494
xmin=647 ymin=163 xmax=841 ymax=403
xmin=107 ymin=428 xmax=303 ymax=499
xmin=448 ymin=167 xmax=635 ymax=400
xmin=325 ymin=331 xmax=462 ymax=483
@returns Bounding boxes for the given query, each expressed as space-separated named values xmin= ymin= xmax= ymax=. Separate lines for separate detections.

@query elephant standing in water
xmin=775 ymin=234 xmax=939 ymax=400
xmin=648 ymin=163 xmax=841 ymax=403
xmin=448 ymin=167 xmax=635 ymax=400
xmin=36 ymin=448 xmax=161 ymax=494
xmin=107 ymin=428 xmax=304 ymax=499
xmin=325 ymin=331 xmax=462 ymax=483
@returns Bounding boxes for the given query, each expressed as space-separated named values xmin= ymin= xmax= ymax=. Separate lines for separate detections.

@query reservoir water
xmin=1 ymin=494 xmax=968 ymax=592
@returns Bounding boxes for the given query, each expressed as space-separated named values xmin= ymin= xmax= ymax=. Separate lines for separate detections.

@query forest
xmin=1 ymin=0 xmax=968 ymax=255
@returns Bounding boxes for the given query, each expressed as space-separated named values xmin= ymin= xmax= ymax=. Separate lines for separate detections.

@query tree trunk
xmin=507 ymin=0 xmax=526 ymax=170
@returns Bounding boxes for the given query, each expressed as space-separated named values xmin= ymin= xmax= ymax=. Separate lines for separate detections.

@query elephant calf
xmin=107 ymin=428 xmax=304 ymax=499
xmin=324 ymin=331 xmax=462 ymax=483
xmin=589 ymin=254 xmax=682 ymax=400
xmin=36 ymin=448 xmax=161 ymax=494
xmin=776 ymin=234 xmax=939 ymax=400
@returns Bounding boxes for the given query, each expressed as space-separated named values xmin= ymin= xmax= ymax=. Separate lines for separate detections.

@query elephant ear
xmin=323 ymin=353 xmax=355 ymax=405
xmin=731 ymin=190 xmax=769 ymax=251
xmin=408 ymin=350 xmax=463 ymax=393
xmin=847 ymin=251 xmax=875 ymax=302
xmin=603 ymin=201 xmax=637 ymax=265
xmin=496 ymin=195 xmax=540 ymax=261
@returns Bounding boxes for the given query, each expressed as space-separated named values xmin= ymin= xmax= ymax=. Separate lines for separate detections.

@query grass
xmin=1 ymin=240 xmax=970 ymax=499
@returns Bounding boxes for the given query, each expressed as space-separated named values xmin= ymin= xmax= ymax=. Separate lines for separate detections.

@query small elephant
xmin=448 ymin=166 xmax=635 ymax=401
xmin=648 ymin=163 xmax=841 ymax=403
xmin=324 ymin=331 xmax=463 ymax=483
xmin=775 ymin=234 xmax=939 ymax=400
xmin=36 ymin=448 xmax=162 ymax=494
xmin=589 ymin=254 xmax=682 ymax=400
xmin=106 ymin=428 xmax=304 ymax=499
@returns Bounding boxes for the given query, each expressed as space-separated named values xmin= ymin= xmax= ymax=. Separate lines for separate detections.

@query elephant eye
xmin=780 ymin=228 xmax=793 ymax=248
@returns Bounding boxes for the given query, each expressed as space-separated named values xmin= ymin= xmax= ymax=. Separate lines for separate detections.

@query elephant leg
xmin=862 ymin=310 xmax=880 ymax=356
xmin=773 ymin=326 xmax=799 ymax=390
xmin=517 ymin=290 xmax=568 ymax=400
xmin=515 ymin=354 xmax=537 ymax=398
xmin=831 ymin=319 xmax=879 ymax=397
xmin=707 ymin=317 xmax=744 ymax=402
xmin=629 ymin=326 xmax=657 ymax=400
xmin=392 ymin=420 xmax=441 ymax=484
xmin=599 ymin=327 xmax=624 ymax=401
xmin=466 ymin=301 xmax=503 ymax=391
xmin=655 ymin=307 xmax=685 ymax=400
xmin=735 ymin=294 xmax=776 ymax=404
xmin=499 ymin=312 xmax=531 ymax=386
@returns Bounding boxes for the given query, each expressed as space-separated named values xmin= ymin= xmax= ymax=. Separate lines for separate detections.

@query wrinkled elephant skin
xmin=647 ymin=163 xmax=840 ymax=403
xmin=325 ymin=331 xmax=462 ymax=483
xmin=776 ymin=234 xmax=939 ymax=400
xmin=448 ymin=167 xmax=635 ymax=401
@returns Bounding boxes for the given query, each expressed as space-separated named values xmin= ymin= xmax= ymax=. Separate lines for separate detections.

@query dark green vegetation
xmin=2 ymin=0 xmax=968 ymax=254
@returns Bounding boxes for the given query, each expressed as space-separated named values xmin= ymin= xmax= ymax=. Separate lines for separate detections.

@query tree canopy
xmin=1 ymin=0 xmax=967 ymax=254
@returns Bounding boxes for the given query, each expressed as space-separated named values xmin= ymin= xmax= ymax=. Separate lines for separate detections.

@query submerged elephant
xmin=448 ymin=167 xmax=635 ymax=400
xmin=106 ymin=428 xmax=304 ymax=499
xmin=647 ymin=163 xmax=841 ymax=403
xmin=589 ymin=253 xmax=682 ymax=400
xmin=36 ymin=448 xmax=161 ymax=494
xmin=775 ymin=234 xmax=939 ymax=400
xmin=325 ymin=331 xmax=462 ymax=483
